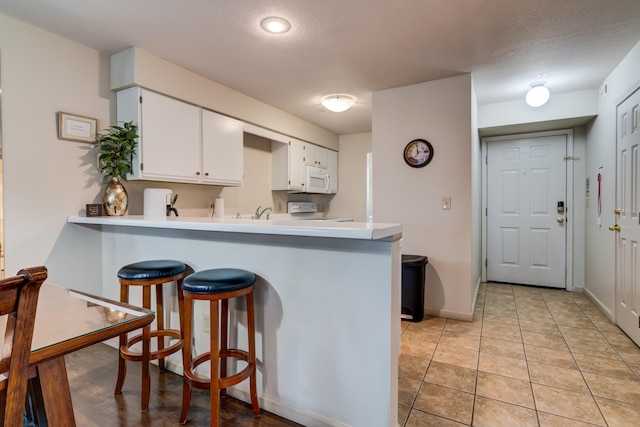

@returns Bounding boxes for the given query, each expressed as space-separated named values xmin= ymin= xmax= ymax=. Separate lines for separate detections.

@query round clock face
xmin=403 ymin=139 xmax=434 ymax=168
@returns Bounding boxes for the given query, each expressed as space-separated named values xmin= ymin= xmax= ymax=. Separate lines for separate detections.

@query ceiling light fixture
xmin=260 ymin=16 xmax=291 ymax=34
xmin=525 ymin=82 xmax=550 ymax=107
xmin=321 ymin=94 xmax=356 ymax=112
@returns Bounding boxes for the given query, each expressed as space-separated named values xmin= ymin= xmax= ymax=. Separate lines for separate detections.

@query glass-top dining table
xmin=24 ymin=283 xmax=155 ymax=426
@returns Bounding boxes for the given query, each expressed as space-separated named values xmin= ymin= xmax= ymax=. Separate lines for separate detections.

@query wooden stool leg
xmin=141 ymin=285 xmax=152 ymax=411
xmin=115 ymin=283 xmax=129 ymax=395
xmin=155 ymin=284 xmax=166 ymax=372
xmin=179 ymin=295 xmax=193 ymax=424
xmin=247 ymin=292 xmax=260 ymax=416
xmin=177 ymin=278 xmax=186 ymax=338
xmin=210 ymin=299 xmax=221 ymax=427
xmin=220 ymin=298 xmax=228 ymax=398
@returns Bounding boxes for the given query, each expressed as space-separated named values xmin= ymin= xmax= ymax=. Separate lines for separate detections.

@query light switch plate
xmin=442 ymin=197 xmax=451 ymax=210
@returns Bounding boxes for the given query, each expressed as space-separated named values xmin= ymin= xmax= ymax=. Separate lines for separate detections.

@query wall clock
xmin=403 ymin=139 xmax=433 ymax=168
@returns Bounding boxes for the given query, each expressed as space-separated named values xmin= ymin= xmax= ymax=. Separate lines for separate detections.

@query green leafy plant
xmin=95 ymin=121 xmax=138 ymax=181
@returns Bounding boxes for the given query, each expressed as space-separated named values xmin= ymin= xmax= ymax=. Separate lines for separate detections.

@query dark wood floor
xmin=35 ymin=343 xmax=303 ymax=427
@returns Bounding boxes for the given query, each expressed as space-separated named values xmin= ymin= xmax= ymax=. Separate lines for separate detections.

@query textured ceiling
xmin=0 ymin=0 xmax=639 ymax=135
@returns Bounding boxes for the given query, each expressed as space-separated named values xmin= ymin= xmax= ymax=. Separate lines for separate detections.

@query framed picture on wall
xmin=58 ymin=112 xmax=97 ymax=143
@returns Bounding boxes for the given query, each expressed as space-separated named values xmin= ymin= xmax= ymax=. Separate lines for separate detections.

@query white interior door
xmin=615 ymin=87 xmax=640 ymax=346
xmin=486 ymin=134 xmax=567 ymax=288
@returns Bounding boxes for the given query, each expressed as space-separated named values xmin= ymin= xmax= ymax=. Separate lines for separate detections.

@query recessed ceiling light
xmin=260 ymin=16 xmax=291 ymax=34
xmin=321 ymin=94 xmax=356 ymax=113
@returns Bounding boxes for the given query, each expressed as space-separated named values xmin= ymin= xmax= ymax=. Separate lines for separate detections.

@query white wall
xmin=326 ymin=132 xmax=371 ymax=222
xmin=470 ymin=78 xmax=482 ymax=307
xmin=585 ymin=39 xmax=640 ymax=316
xmin=478 ymin=89 xmax=598 ymax=130
xmin=0 ymin=14 xmax=107 ymax=291
xmin=373 ymin=74 xmax=475 ymax=319
xmin=0 ymin=13 xmax=338 ymax=293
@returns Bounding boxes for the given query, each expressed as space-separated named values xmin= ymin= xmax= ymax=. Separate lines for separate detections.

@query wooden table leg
xmin=29 ymin=357 xmax=76 ymax=426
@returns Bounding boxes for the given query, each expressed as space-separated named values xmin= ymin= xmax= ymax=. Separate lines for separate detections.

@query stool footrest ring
xmin=120 ymin=329 xmax=183 ymax=362
xmin=184 ymin=349 xmax=253 ymax=391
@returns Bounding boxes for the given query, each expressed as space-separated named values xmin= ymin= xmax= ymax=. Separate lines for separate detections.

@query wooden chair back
xmin=0 ymin=266 xmax=47 ymax=426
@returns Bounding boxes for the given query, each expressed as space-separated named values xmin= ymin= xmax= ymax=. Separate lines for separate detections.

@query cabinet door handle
xmin=195 ymin=171 xmax=201 ymax=176
xmin=204 ymin=172 xmax=209 ymax=176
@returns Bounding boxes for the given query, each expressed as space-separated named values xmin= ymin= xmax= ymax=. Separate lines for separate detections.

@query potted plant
xmin=95 ymin=121 xmax=138 ymax=216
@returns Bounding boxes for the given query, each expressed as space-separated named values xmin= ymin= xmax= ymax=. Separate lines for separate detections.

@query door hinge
xmin=485 ymin=155 xmax=488 ymax=165
xmin=139 ymin=95 xmax=143 ymax=104
xmin=485 ymin=259 xmax=488 ymax=267
xmin=140 ymin=162 xmax=144 ymax=171
xmin=485 ymin=207 xmax=488 ymax=216
xmin=563 ymin=156 xmax=580 ymax=161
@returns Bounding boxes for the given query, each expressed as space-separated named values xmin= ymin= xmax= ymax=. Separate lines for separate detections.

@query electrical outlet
xmin=203 ymin=312 xmax=210 ymax=334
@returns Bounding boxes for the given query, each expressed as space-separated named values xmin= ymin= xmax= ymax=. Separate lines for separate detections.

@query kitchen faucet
xmin=166 ymin=193 xmax=179 ymax=217
xmin=255 ymin=206 xmax=272 ymax=220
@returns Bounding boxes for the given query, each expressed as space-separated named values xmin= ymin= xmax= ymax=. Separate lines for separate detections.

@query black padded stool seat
xmin=118 ymin=260 xmax=188 ymax=281
xmin=115 ymin=259 xmax=192 ymax=411
xmin=181 ymin=268 xmax=255 ymax=294
xmin=180 ymin=268 xmax=260 ymax=426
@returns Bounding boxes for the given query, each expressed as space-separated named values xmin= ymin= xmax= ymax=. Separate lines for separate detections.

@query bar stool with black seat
xmin=179 ymin=268 xmax=260 ymax=426
xmin=114 ymin=259 xmax=192 ymax=411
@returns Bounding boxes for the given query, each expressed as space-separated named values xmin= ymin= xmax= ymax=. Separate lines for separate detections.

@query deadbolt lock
xmin=615 ymin=208 xmax=621 ymax=215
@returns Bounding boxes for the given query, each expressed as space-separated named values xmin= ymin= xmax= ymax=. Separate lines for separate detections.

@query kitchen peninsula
xmin=68 ymin=215 xmax=402 ymax=427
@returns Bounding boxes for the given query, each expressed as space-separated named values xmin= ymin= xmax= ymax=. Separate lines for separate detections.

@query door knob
xmin=609 ymin=224 xmax=621 ymax=231
xmin=615 ymin=208 xmax=621 ymax=215
xmin=557 ymin=217 xmax=565 ymax=224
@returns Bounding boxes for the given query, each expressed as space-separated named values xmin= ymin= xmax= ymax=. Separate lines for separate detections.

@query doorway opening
xmin=481 ymin=129 xmax=576 ymax=290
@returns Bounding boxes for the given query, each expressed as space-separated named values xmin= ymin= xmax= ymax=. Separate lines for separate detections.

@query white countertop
xmin=68 ymin=215 xmax=402 ymax=240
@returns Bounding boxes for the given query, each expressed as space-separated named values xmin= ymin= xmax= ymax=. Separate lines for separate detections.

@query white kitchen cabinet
xmin=202 ymin=109 xmax=243 ymax=186
xmin=328 ymin=149 xmax=338 ymax=193
xmin=304 ymin=143 xmax=329 ymax=168
xmin=272 ymin=138 xmax=305 ymax=191
xmin=116 ymin=87 xmax=243 ymax=186
xmin=117 ymin=87 xmax=201 ymax=182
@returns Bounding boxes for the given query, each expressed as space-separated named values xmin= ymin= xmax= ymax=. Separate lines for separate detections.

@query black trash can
xmin=401 ymin=255 xmax=428 ymax=322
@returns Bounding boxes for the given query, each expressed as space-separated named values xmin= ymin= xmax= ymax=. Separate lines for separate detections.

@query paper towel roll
xmin=144 ymin=188 xmax=172 ymax=218
xmin=214 ymin=197 xmax=224 ymax=218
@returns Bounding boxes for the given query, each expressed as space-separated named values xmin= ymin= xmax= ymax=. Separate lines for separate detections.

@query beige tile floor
xmin=399 ymin=282 xmax=640 ymax=426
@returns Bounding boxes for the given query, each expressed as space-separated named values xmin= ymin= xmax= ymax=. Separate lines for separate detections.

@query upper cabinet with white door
xmin=201 ymin=109 xmax=243 ymax=185
xmin=304 ymin=143 xmax=329 ymax=168
xmin=271 ymin=138 xmax=306 ymax=191
xmin=116 ymin=87 xmax=243 ymax=186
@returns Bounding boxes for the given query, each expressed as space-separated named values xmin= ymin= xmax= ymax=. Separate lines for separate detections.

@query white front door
xmin=486 ymin=134 xmax=567 ymax=288
xmin=615 ymin=87 xmax=640 ymax=346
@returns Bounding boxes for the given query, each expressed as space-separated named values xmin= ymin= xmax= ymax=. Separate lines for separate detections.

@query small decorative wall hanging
xmin=403 ymin=138 xmax=434 ymax=168
xmin=58 ymin=112 xmax=97 ymax=143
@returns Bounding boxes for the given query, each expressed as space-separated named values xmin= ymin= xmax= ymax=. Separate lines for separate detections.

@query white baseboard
xmin=583 ymin=287 xmax=614 ymax=322
xmin=162 ymin=361 xmax=352 ymax=426
xmin=424 ymin=305 xmax=474 ymax=321
xmin=226 ymin=387 xmax=351 ymax=427
xmin=423 ymin=278 xmax=479 ymax=322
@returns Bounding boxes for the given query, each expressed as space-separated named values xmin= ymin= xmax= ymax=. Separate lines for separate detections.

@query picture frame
xmin=58 ymin=112 xmax=97 ymax=143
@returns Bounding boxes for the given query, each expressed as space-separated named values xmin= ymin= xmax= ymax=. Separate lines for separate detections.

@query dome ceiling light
xmin=260 ymin=16 xmax=291 ymax=34
xmin=321 ymin=94 xmax=356 ymax=113
xmin=525 ymin=81 xmax=550 ymax=107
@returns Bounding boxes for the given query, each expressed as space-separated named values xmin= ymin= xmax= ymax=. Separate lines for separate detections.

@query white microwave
xmin=305 ymin=166 xmax=331 ymax=194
